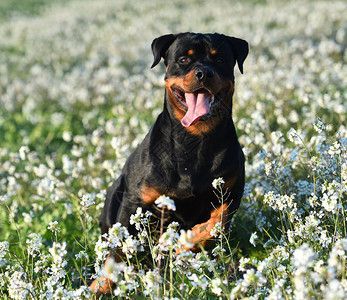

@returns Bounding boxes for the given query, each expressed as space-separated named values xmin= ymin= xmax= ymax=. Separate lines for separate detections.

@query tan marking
xmin=165 ymin=70 xmax=195 ymax=124
xmin=211 ymin=49 xmax=217 ymax=55
xmin=89 ymin=276 xmax=113 ymax=298
xmin=188 ymin=49 xmax=194 ymax=55
xmin=224 ymin=176 xmax=237 ymax=189
xmin=185 ymin=119 xmax=220 ymax=136
xmin=89 ymin=252 xmax=121 ymax=298
xmin=181 ymin=203 xmax=229 ymax=252
xmin=141 ymin=185 xmax=161 ymax=205
xmin=166 ymin=65 xmax=169 ymax=73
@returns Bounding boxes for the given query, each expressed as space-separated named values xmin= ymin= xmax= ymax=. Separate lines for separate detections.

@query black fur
xmin=99 ymin=33 xmax=248 ymax=239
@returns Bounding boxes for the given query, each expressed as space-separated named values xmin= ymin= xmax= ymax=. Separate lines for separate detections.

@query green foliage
xmin=0 ymin=0 xmax=70 ymax=22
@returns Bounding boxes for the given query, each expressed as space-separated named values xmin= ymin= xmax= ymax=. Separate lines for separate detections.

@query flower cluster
xmin=155 ymin=195 xmax=176 ymax=211
xmin=26 ymin=233 xmax=43 ymax=257
xmin=80 ymin=194 xmax=95 ymax=210
xmin=47 ymin=221 xmax=61 ymax=234
xmin=0 ymin=242 xmax=9 ymax=267
xmin=212 ymin=177 xmax=225 ymax=189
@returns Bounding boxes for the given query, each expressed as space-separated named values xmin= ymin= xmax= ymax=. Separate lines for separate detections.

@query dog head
xmin=151 ymin=32 xmax=248 ymax=134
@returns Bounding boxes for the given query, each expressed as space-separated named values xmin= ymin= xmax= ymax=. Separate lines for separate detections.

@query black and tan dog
xmin=90 ymin=32 xmax=248 ymax=296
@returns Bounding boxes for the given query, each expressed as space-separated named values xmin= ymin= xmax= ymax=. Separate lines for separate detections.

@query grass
xmin=0 ymin=0 xmax=70 ymax=22
xmin=0 ymin=0 xmax=346 ymax=299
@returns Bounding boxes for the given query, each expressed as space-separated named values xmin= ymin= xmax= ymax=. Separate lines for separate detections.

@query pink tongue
xmin=181 ymin=92 xmax=211 ymax=127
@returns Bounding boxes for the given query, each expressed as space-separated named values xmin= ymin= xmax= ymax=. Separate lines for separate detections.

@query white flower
xmin=308 ymin=193 xmax=318 ymax=207
xmin=0 ymin=241 xmax=9 ymax=265
xmin=26 ymin=233 xmax=42 ymax=257
xmin=19 ymin=146 xmax=30 ymax=160
xmin=62 ymin=155 xmax=73 ymax=175
xmin=49 ymin=242 xmax=67 ymax=264
xmin=323 ymin=279 xmax=346 ymax=300
xmin=155 ymin=195 xmax=176 ymax=211
xmin=48 ymin=221 xmax=61 ymax=233
xmin=319 ymin=230 xmax=332 ymax=248
xmin=130 ymin=208 xmax=143 ymax=231
xmin=73 ymin=286 xmax=91 ymax=299
xmin=37 ymin=178 xmax=55 ymax=196
xmin=210 ymin=221 xmax=224 ymax=238
xmin=108 ymin=223 xmax=129 ymax=248
xmin=8 ymin=270 xmax=35 ymax=300
xmin=159 ymin=226 xmax=179 ymax=252
xmin=328 ymin=239 xmax=347 ymax=272
xmin=122 ymin=235 xmax=141 ymax=256
xmin=177 ymin=230 xmax=195 ymax=250
xmin=321 ymin=180 xmax=341 ymax=213
xmin=48 ymin=242 xmax=68 ymax=282
xmin=239 ymin=257 xmax=250 ymax=272
xmin=287 ymin=128 xmax=298 ymax=143
xmin=75 ymin=250 xmax=89 ymax=260
xmin=241 ymin=269 xmax=255 ymax=292
xmin=321 ymin=193 xmax=338 ymax=212
xmin=212 ymin=244 xmax=226 ymax=257
xmin=187 ymin=273 xmax=209 ymax=289
xmin=94 ymin=236 xmax=109 ymax=265
xmin=210 ymin=277 xmax=223 ymax=296
xmin=264 ymin=192 xmax=296 ymax=213
xmin=22 ymin=212 xmax=33 ymax=223
xmin=328 ymin=141 xmax=342 ymax=157
xmin=212 ymin=177 xmax=225 ymax=189
xmin=130 ymin=207 xmax=151 ymax=231
xmin=62 ymin=131 xmax=72 ymax=142
xmin=313 ymin=118 xmax=325 ymax=133
xmin=33 ymin=164 xmax=49 ymax=177
xmin=143 ymin=269 xmax=161 ymax=295
xmin=264 ymin=161 xmax=274 ymax=176
xmin=249 ymin=232 xmax=258 ymax=247
xmin=104 ymin=256 xmax=126 ymax=283
xmin=293 ymin=243 xmax=316 ymax=273
xmin=80 ymin=194 xmax=95 ymax=210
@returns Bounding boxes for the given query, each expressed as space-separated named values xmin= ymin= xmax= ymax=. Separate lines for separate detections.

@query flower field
xmin=0 ymin=0 xmax=346 ymax=298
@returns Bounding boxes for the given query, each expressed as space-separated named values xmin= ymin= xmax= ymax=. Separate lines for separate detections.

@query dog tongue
xmin=181 ymin=91 xmax=211 ymax=127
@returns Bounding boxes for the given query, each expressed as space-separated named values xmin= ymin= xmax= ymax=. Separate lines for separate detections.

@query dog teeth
xmin=209 ymin=95 xmax=215 ymax=108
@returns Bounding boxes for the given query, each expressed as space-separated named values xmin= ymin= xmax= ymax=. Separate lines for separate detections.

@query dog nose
xmin=194 ymin=67 xmax=214 ymax=82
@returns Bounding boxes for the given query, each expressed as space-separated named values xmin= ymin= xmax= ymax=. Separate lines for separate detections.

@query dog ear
xmin=151 ymin=34 xmax=177 ymax=68
xmin=225 ymin=36 xmax=249 ymax=74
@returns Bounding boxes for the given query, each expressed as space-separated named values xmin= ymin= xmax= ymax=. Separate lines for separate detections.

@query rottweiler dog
xmin=90 ymin=32 xmax=248 ymax=296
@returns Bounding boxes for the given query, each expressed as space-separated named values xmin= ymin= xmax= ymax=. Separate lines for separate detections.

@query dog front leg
xmin=89 ymin=249 xmax=123 ymax=298
xmin=185 ymin=203 xmax=230 ymax=252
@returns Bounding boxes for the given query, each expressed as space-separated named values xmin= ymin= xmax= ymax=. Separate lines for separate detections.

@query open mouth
xmin=172 ymin=87 xmax=212 ymax=108
xmin=171 ymin=86 xmax=227 ymax=127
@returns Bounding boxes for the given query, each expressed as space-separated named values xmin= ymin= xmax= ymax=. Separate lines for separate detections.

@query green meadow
xmin=0 ymin=0 xmax=346 ymax=298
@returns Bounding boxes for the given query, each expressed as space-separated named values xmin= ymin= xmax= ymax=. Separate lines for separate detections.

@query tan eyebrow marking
xmin=188 ymin=49 xmax=194 ymax=55
xmin=211 ymin=49 xmax=217 ymax=55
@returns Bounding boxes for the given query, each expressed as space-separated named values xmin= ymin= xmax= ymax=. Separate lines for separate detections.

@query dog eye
xmin=179 ymin=57 xmax=190 ymax=64
xmin=216 ymin=57 xmax=224 ymax=64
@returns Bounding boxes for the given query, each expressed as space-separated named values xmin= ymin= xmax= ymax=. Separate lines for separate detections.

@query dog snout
xmin=194 ymin=67 xmax=215 ymax=82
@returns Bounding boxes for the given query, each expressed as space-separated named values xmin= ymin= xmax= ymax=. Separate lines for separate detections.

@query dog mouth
xmin=171 ymin=86 xmax=227 ymax=127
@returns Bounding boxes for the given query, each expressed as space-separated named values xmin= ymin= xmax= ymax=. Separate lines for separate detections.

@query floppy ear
xmin=225 ymin=36 xmax=249 ymax=74
xmin=151 ymin=34 xmax=177 ymax=68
